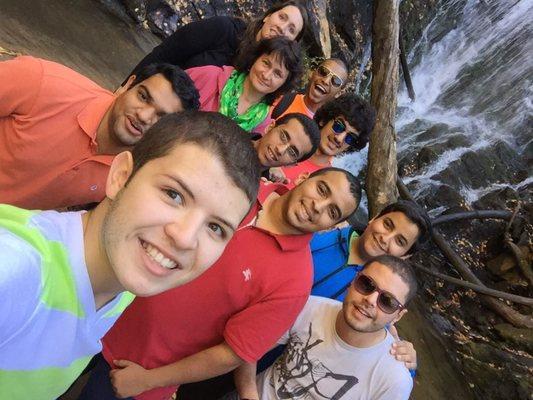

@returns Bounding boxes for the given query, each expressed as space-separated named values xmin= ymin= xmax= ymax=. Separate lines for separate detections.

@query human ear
xmin=115 ymin=75 xmax=136 ymax=95
xmin=265 ymin=121 xmax=276 ymax=134
xmin=106 ymin=151 xmax=134 ymax=200
xmin=392 ymin=309 xmax=408 ymax=325
xmin=293 ymin=172 xmax=310 ymax=186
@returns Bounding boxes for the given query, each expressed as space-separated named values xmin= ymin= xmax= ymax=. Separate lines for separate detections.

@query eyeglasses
xmin=332 ymin=119 xmax=360 ymax=146
xmin=352 ymin=274 xmax=404 ymax=314
xmin=316 ymin=65 xmax=344 ymax=88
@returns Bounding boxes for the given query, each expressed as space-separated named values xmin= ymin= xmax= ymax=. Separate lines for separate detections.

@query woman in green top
xmin=186 ymin=37 xmax=303 ymax=133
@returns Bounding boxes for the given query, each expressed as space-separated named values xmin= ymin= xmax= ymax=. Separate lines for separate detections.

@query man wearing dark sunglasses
xmin=269 ymin=93 xmax=376 ymax=188
xmin=271 ymin=58 xmax=348 ymax=120
xmin=235 ymin=255 xmax=416 ymax=400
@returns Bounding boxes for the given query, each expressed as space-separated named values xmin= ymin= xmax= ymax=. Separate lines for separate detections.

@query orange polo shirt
xmin=0 ymin=56 xmax=116 ymax=210
xmin=272 ymin=93 xmax=315 ymax=120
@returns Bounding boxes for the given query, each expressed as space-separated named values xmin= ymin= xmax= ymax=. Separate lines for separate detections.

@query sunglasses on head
xmin=352 ymin=274 xmax=404 ymax=314
xmin=317 ymin=65 xmax=344 ymax=88
xmin=332 ymin=119 xmax=360 ymax=146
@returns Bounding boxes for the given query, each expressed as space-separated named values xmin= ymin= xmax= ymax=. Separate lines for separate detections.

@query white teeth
xmin=301 ymin=203 xmax=310 ymax=221
xmin=315 ymin=84 xmax=326 ymax=94
xmin=143 ymin=242 xmax=178 ymax=269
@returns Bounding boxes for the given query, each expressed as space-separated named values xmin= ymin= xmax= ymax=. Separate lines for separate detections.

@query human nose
xmin=312 ymin=197 xmax=328 ymax=215
xmin=137 ymin=106 xmax=157 ymax=126
xmin=276 ymin=142 xmax=290 ymax=157
xmin=363 ymin=290 xmax=379 ymax=307
xmin=164 ymin=212 xmax=202 ymax=251
xmin=333 ymin=130 xmax=346 ymax=144
xmin=377 ymin=232 xmax=390 ymax=251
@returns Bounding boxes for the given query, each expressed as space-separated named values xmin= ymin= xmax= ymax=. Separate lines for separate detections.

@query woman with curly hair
xmin=270 ymin=93 xmax=376 ymax=187
xmin=125 ymin=1 xmax=308 ymax=81
xmin=186 ymin=37 xmax=303 ymax=133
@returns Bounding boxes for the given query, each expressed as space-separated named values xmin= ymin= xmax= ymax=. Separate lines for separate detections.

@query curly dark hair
xmin=234 ymin=37 xmax=303 ymax=105
xmin=314 ymin=93 xmax=376 ymax=153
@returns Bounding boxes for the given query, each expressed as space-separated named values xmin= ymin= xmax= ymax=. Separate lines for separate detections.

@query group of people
xmin=0 ymin=1 xmax=432 ymax=400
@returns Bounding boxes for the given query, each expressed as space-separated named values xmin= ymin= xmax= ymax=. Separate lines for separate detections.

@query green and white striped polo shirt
xmin=0 ymin=204 xmax=134 ymax=399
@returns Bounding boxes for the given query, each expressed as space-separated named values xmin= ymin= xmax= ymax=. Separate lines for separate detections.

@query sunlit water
xmin=337 ymin=0 xmax=532 ymax=210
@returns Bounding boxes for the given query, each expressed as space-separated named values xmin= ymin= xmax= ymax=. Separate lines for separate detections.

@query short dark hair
xmin=314 ymin=93 xmax=376 ymax=153
xmin=276 ymin=113 xmax=320 ymax=162
xmin=377 ymin=200 xmax=431 ymax=254
xmin=234 ymin=37 xmax=303 ymax=105
xmin=245 ymin=0 xmax=309 ymax=43
xmin=309 ymin=167 xmax=362 ymax=222
xmin=130 ymin=63 xmax=200 ymax=111
xmin=363 ymin=255 xmax=418 ymax=305
xmin=130 ymin=111 xmax=261 ymax=204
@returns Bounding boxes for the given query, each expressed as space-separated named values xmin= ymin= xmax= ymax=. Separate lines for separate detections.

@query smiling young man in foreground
xmin=0 ymin=112 xmax=260 ymax=400
xmin=0 ymin=56 xmax=199 ymax=210
xmin=78 ymin=167 xmax=362 ymax=400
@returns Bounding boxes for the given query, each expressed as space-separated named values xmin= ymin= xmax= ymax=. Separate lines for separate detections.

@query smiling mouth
xmin=314 ymin=83 xmax=327 ymax=95
xmin=354 ymin=304 xmax=372 ymax=319
xmin=141 ymin=240 xmax=179 ymax=270
xmin=299 ymin=200 xmax=312 ymax=222
xmin=127 ymin=116 xmax=143 ymax=136
xmin=267 ymin=146 xmax=277 ymax=162
xmin=328 ymin=136 xmax=341 ymax=149
xmin=372 ymin=234 xmax=386 ymax=253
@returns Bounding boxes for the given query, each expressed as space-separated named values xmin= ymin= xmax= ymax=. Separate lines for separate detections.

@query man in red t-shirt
xmin=79 ymin=167 xmax=362 ymax=400
xmin=270 ymin=93 xmax=376 ymax=189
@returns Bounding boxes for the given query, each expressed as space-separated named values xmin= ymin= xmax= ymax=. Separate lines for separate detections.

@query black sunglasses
xmin=332 ymin=119 xmax=359 ymax=146
xmin=317 ymin=65 xmax=344 ymax=88
xmin=352 ymin=274 xmax=404 ymax=314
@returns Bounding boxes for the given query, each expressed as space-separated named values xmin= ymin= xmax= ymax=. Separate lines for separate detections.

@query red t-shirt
xmin=102 ymin=183 xmax=313 ymax=400
xmin=280 ymin=158 xmax=331 ymax=189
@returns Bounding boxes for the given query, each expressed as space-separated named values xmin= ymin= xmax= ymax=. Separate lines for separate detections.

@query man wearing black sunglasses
xmin=235 ymin=255 xmax=416 ymax=400
xmin=271 ymin=58 xmax=348 ymax=120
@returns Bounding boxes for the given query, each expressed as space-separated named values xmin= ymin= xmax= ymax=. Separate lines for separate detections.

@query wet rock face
xmin=111 ymin=1 xmax=438 ymax=72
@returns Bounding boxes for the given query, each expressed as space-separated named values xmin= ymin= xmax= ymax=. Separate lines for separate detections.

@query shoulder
xmin=373 ymin=335 xmax=413 ymax=397
xmin=0 ymin=229 xmax=42 ymax=342
xmin=310 ymin=226 xmax=352 ymax=251
xmin=211 ymin=15 xmax=246 ymax=32
xmin=302 ymin=296 xmax=340 ymax=318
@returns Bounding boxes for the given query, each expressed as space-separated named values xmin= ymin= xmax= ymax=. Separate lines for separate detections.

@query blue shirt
xmin=311 ymin=227 xmax=364 ymax=300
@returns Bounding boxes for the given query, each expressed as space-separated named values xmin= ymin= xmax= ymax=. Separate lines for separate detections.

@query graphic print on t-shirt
xmin=270 ymin=322 xmax=358 ymax=399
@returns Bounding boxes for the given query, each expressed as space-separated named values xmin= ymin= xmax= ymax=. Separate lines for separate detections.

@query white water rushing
xmin=338 ymin=0 xmax=533 ymax=209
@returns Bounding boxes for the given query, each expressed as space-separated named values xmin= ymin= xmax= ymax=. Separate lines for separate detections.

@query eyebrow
xmin=283 ymin=129 xmax=299 ymax=157
xmin=142 ymin=84 xmax=179 ymax=115
xmin=321 ymin=180 xmax=344 ymax=220
xmin=163 ymin=174 xmax=238 ymax=232
xmin=139 ymin=84 xmax=153 ymax=103
xmin=320 ymin=180 xmax=332 ymax=197
xmin=397 ymin=235 xmax=407 ymax=245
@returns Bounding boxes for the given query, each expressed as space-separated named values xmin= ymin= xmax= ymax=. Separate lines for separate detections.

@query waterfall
xmin=337 ymin=0 xmax=532 ymax=212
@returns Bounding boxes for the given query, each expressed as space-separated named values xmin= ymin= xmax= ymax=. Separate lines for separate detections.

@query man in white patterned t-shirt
xmin=236 ymin=255 xmax=416 ymax=400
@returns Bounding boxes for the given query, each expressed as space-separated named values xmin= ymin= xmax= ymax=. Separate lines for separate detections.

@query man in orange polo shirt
xmin=0 ymin=56 xmax=200 ymax=210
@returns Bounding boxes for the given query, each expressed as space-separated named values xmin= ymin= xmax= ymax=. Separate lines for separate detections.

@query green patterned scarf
xmin=219 ymin=70 xmax=269 ymax=132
